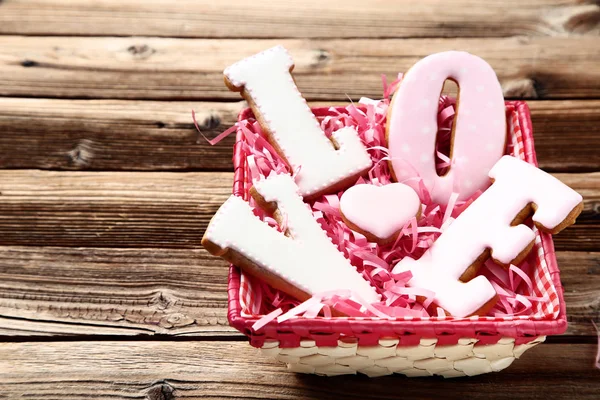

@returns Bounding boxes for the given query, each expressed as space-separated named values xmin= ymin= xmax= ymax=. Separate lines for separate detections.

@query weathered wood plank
xmin=0 ymin=247 xmax=235 ymax=337
xmin=1 ymin=341 xmax=599 ymax=399
xmin=552 ymin=173 xmax=600 ymax=252
xmin=0 ymin=0 xmax=598 ymax=38
xmin=0 ymin=171 xmax=231 ymax=248
xmin=529 ymin=100 xmax=600 ymax=172
xmin=0 ymin=171 xmax=596 ymax=251
xmin=557 ymin=251 xmax=600 ymax=336
xmin=1 ymin=37 xmax=600 ymax=100
xmin=0 ymin=98 xmax=241 ymax=171
xmin=1 ymin=98 xmax=599 ymax=172
xmin=0 ymin=246 xmax=597 ymax=337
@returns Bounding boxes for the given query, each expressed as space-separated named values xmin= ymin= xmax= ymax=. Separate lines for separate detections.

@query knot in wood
xmin=562 ymin=4 xmax=600 ymax=34
xmin=67 ymin=139 xmax=95 ymax=167
xmin=146 ymin=381 xmax=175 ymax=400
xmin=21 ymin=59 xmax=37 ymax=68
xmin=127 ymin=44 xmax=156 ymax=60
xmin=160 ymin=312 xmax=195 ymax=329
xmin=311 ymin=49 xmax=331 ymax=69
xmin=151 ymin=291 xmax=173 ymax=310
xmin=503 ymin=78 xmax=538 ymax=99
xmin=201 ymin=114 xmax=221 ymax=130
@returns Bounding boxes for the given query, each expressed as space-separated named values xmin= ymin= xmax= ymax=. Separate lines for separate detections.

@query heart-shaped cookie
xmin=339 ymin=183 xmax=421 ymax=244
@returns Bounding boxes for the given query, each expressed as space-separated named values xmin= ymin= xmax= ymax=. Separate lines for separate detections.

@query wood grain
xmin=0 ymin=170 xmax=231 ymax=248
xmin=0 ymin=246 xmax=597 ymax=337
xmin=1 ymin=98 xmax=599 ymax=172
xmin=0 ymin=98 xmax=241 ymax=171
xmin=529 ymin=100 xmax=600 ymax=172
xmin=0 ymin=170 xmax=600 ymax=251
xmin=558 ymin=251 xmax=600 ymax=336
xmin=0 ymin=246 xmax=235 ymax=337
xmin=1 ymin=341 xmax=599 ymax=399
xmin=0 ymin=0 xmax=598 ymax=393
xmin=0 ymin=170 xmax=596 ymax=251
xmin=1 ymin=0 xmax=599 ymax=38
xmin=1 ymin=36 xmax=600 ymax=100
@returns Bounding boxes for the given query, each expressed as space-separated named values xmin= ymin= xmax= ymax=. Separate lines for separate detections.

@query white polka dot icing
xmin=392 ymin=156 xmax=583 ymax=317
xmin=387 ymin=51 xmax=506 ymax=205
xmin=224 ymin=46 xmax=372 ymax=198
xmin=203 ymin=173 xmax=381 ymax=305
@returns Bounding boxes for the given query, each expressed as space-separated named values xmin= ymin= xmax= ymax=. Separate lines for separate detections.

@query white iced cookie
xmin=224 ymin=46 xmax=372 ymax=199
xmin=202 ymin=173 xmax=380 ymax=305
xmin=393 ymin=156 xmax=583 ymax=317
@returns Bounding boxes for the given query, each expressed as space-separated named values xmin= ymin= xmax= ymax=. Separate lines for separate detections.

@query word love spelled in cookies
xmin=202 ymin=173 xmax=380 ymax=305
xmin=393 ymin=156 xmax=583 ymax=318
xmin=203 ymin=46 xmax=584 ymax=321
xmin=225 ymin=46 xmax=372 ymax=199
xmin=387 ymin=51 xmax=506 ymax=205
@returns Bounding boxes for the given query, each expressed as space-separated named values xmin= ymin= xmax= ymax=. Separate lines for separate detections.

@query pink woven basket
xmin=225 ymin=101 xmax=568 ymax=377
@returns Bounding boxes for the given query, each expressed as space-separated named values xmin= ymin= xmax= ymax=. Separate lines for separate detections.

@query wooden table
xmin=0 ymin=1 xmax=599 ymax=398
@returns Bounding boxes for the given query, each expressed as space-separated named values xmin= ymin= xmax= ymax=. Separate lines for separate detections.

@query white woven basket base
xmin=261 ymin=336 xmax=545 ymax=378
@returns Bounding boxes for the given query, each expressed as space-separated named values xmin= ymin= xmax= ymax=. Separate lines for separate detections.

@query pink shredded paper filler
xmin=199 ymin=77 xmax=549 ymax=332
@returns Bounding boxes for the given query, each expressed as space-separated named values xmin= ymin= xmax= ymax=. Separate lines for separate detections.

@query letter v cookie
xmin=202 ymin=173 xmax=380 ymax=305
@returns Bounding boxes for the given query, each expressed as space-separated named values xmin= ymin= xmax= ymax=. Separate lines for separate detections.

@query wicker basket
xmin=227 ymin=101 xmax=568 ymax=377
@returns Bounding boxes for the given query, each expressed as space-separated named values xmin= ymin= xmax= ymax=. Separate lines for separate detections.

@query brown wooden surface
xmin=1 ymin=0 xmax=599 ymax=38
xmin=0 ymin=170 xmax=597 ymax=250
xmin=0 ymin=246 xmax=234 ymax=337
xmin=1 ymin=342 xmax=599 ymax=399
xmin=0 ymin=247 xmax=597 ymax=337
xmin=1 ymin=99 xmax=600 ymax=172
xmin=1 ymin=37 xmax=600 ymax=100
xmin=0 ymin=0 xmax=599 ymax=397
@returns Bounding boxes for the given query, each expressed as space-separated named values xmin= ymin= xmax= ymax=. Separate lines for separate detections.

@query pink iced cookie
xmin=340 ymin=183 xmax=422 ymax=244
xmin=387 ymin=51 xmax=506 ymax=205
xmin=392 ymin=156 xmax=583 ymax=317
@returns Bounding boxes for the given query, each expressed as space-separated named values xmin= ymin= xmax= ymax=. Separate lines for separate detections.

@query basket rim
xmin=226 ymin=100 xmax=568 ymax=348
